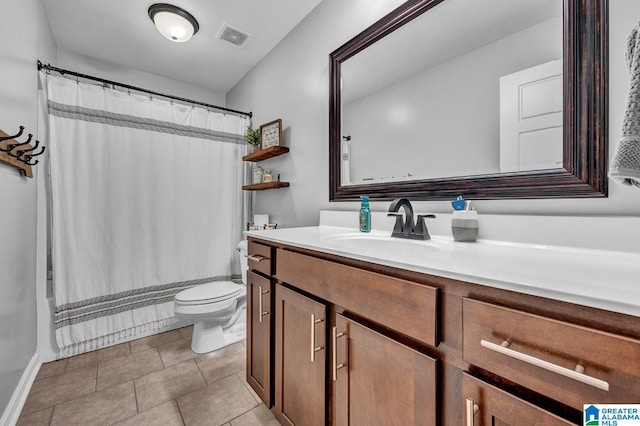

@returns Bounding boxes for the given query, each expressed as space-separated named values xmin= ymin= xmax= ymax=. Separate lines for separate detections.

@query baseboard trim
xmin=0 ymin=353 xmax=41 ymax=426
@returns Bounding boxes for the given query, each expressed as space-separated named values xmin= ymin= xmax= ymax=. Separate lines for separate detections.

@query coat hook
xmin=24 ymin=145 xmax=46 ymax=160
xmin=5 ymin=134 xmax=33 ymax=157
xmin=20 ymin=158 xmax=39 ymax=166
xmin=0 ymin=126 xmax=25 ymax=143
xmin=15 ymin=139 xmax=40 ymax=157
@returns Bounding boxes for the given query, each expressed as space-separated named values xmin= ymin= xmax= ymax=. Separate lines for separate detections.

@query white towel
xmin=610 ymin=20 xmax=640 ymax=188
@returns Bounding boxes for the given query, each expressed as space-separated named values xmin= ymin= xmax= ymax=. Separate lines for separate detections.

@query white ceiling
xmin=42 ymin=0 xmax=323 ymax=94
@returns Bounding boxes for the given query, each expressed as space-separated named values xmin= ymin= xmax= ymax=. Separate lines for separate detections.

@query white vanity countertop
xmin=245 ymin=225 xmax=640 ymax=317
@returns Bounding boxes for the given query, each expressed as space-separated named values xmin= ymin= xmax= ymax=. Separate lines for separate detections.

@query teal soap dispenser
xmin=359 ymin=196 xmax=371 ymax=232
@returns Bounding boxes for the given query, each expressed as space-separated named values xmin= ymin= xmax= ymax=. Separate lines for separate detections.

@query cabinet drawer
xmin=247 ymin=240 xmax=273 ymax=276
xmin=277 ymin=249 xmax=438 ymax=346
xmin=463 ymin=298 xmax=640 ymax=410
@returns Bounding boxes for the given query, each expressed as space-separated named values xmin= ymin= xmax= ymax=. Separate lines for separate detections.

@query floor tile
xmin=178 ymin=326 xmax=193 ymax=340
xmin=50 ymin=381 xmax=137 ymax=425
xmin=195 ymin=342 xmax=245 ymax=384
xmin=130 ymin=330 xmax=182 ymax=353
xmin=65 ymin=351 xmax=98 ymax=371
xmin=16 ymin=407 xmax=53 ymax=425
xmin=135 ymin=359 xmax=206 ymax=412
xmin=97 ymin=348 xmax=163 ymax=390
xmin=35 ymin=359 xmax=67 ymax=381
xmin=177 ymin=374 xmax=259 ymax=426
xmin=157 ymin=338 xmax=198 ymax=367
xmin=230 ymin=404 xmax=280 ymax=426
xmin=237 ymin=371 xmax=262 ymax=405
xmin=66 ymin=342 xmax=131 ymax=371
xmin=21 ymin=365 xmax=97 ymax=416
xmin=97 ymin=342 xmax=131 ymax=361
xmin=113 ymin=400 xmax=184 ymax=426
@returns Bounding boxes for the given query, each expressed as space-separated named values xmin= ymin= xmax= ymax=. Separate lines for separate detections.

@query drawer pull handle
xmin=480 ymin=339 xmax=609 ymax=391
xmin=465 ymin=398 xmax=479 ymax=426
xmin=310 ymin=314 xmax=324 ymax=362
xmin=246 ymin=254 xmax=266 ymax=262
xmin=258 ymin=286 xmax=269 ymax=323
xmin=332 ymin=326 xmax=348 ymax=381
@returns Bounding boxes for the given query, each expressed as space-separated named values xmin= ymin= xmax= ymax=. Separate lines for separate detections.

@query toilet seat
xmin=175 ymin=281 xmax=243 ymax=306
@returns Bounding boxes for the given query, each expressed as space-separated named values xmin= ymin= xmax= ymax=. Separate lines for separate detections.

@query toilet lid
xmin=175 ymin=281 xmax=243 ymax=305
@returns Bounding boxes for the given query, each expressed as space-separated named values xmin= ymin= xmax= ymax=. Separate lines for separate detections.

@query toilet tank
xmin=237 ymin=240 xmax=248 ymax=284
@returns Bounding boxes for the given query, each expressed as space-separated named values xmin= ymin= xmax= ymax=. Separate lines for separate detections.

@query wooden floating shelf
xmin=242 ymin=146 xmax=289 ymax=162
xmin=242 ymin=181 xmax=290 ymax=191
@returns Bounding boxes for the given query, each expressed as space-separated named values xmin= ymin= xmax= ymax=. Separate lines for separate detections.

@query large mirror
xmin=329 ymin=0 xmax=607 ymax=201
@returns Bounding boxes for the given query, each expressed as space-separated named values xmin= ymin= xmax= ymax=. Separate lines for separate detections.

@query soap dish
xmin=451 ymin=211 xmax=479 ymax=242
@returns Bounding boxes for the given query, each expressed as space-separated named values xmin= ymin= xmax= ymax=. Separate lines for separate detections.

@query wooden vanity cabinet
xmin=273 ymin=248 xmax=439 ymax=426
xmin=246 ymin=241 xmax=275 ymax=407
xmin=245 ymin=237 xmax=640 ymax=426
xmin=274 ymin=284 xmax=327 ymax=426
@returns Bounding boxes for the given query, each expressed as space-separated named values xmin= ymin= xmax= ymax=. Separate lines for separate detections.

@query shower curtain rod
xmin=37 ymin=60 xmax=252 ymax=119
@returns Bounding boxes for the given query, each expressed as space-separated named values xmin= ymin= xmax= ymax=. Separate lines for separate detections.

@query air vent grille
xmin=216 ymin=23 xmax=252 ymax=47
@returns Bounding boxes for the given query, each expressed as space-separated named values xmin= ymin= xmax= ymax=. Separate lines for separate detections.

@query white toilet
xmin=174 ymin=240 xmax=248 ymax=353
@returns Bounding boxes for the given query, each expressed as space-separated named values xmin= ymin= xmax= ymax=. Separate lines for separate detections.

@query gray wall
xmin=55 ymin=49 xmax=226 ymax=107
xmin=227 ymin=0 xmax=640 ymax=229
xmin=0 ymin=0 xmax=56 ymax=416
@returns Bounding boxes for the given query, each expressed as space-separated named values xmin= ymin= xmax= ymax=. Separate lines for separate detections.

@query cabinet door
xmin=462 ymin=373 xmax=574 ymax=426
xmin=246 ymin=270 xmax=272 ymax=406
xmin=274 ymin=284 xmax=326 ymax=426
xmin=333 ymin=314 xmax=437 ymax=426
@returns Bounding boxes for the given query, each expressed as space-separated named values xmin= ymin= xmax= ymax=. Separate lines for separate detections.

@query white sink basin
xmin=319 ymin=232 xmax=441 ymax=257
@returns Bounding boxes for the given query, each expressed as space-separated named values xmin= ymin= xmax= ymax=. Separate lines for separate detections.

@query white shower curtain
xmin=44 ymin=75 xmax=249 ymax=355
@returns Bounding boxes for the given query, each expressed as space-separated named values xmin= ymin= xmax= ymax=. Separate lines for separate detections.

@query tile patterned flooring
xmin=17 ymin=327 xmax=280 ymax=426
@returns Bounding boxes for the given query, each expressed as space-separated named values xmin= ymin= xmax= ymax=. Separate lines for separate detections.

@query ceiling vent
xmin=216 ymin=23 xmax=252 ymax=47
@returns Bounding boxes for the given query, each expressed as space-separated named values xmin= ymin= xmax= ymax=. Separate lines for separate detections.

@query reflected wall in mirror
xmin=329 ymin=0 xmax=608 ymax=201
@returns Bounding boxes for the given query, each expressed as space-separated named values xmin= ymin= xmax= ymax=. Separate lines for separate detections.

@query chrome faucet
xmin=387 ymin=198 xmax=435 ymax=240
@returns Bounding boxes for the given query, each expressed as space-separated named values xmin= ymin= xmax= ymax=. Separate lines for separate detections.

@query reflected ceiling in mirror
xmin=329 ymin=0 xmax=607 ymax=201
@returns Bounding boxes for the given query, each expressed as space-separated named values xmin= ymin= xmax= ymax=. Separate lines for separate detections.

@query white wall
xmin=227 ymin=0 xmax=640 ymax=230
xmin=0 ymin=0 xmax=56 ymax=416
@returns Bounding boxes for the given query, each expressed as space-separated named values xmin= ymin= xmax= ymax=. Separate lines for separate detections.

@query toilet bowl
xmin=174 ymin=240 xmax=248 ymax=353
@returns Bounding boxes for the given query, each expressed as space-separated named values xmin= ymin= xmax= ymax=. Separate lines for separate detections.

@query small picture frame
xmin=260 ymin=119 xmax=283 ymax=149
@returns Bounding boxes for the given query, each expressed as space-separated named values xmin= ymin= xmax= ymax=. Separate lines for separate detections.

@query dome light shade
xmin=148 ymin=4 xmax=199 ymax=43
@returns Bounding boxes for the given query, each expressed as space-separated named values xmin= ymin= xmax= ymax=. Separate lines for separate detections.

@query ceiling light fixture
xmin=148 ymin=3 xmax=199 ymax=43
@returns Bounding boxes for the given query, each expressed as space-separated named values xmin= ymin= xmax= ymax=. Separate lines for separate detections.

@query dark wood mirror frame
xmin=329 ymin=0 xmax=608 ymax=201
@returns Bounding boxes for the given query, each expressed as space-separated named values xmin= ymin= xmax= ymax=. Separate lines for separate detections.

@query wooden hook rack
xmin=0 ymin=126 xmax=46 ymax=178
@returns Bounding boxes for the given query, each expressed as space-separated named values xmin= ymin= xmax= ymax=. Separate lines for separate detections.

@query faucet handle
xmin=387 ymin=212 xmax=404 ymax=236
xmin=414 ymin=214 xmax=436 ymax=240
